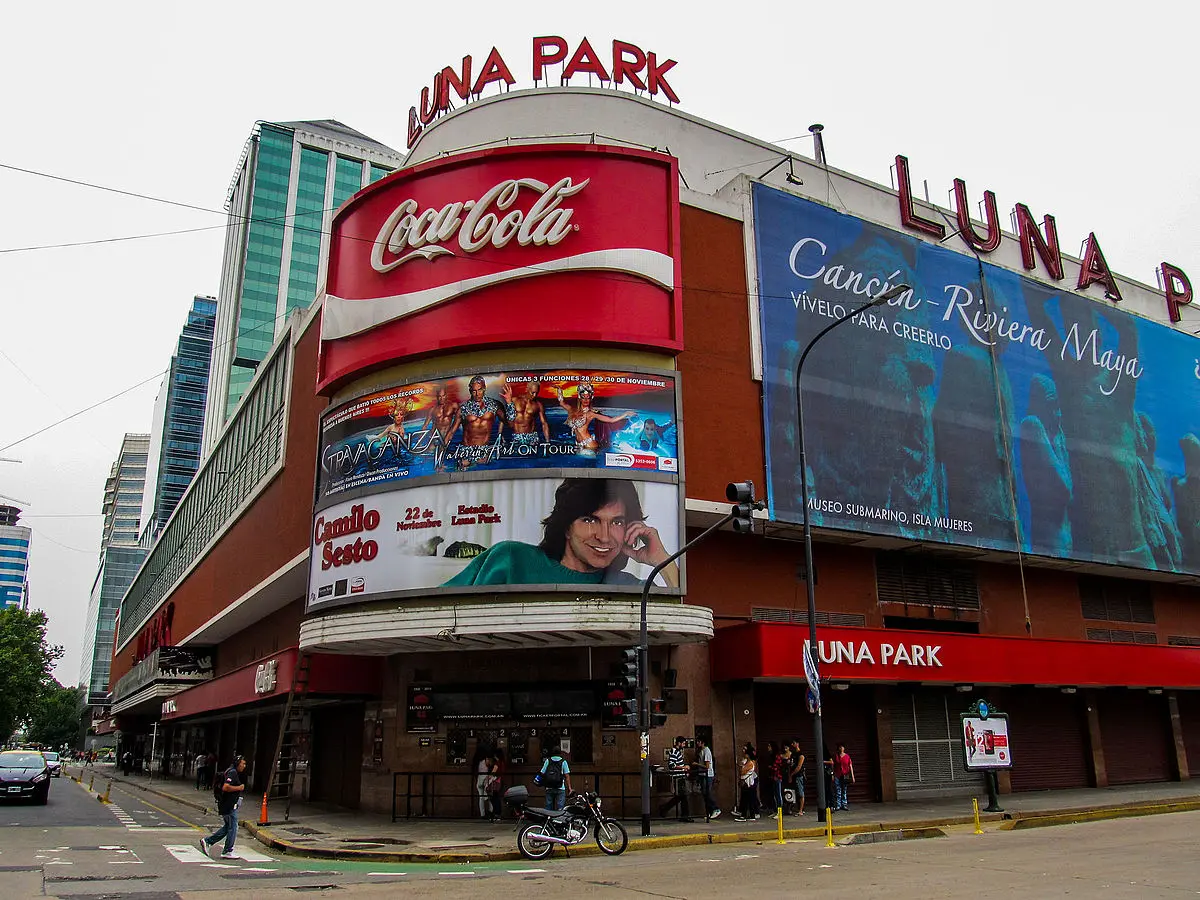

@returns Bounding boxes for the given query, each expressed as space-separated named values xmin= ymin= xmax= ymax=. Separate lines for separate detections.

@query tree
xmin=0 ymin=608 xmax=63 ymax=743
xmin=27 ymin=682 xmax=87 ymax=749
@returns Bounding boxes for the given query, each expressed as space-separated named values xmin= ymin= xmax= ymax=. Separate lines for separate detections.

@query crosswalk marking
xmin=164 ymin=845 xmax=210 ymax=864
xmin=164 ymin=843 xmax=274 ymax=865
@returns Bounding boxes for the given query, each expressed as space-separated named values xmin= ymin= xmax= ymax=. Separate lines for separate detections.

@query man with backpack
xmin=536 ymin=746 xmax=572 ymax=811
xmin=200 ymin=756 xmax=247 ymax=859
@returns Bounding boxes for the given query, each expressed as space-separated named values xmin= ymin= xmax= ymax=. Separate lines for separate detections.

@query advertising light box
xmin=307 ymin=476 xmax=682 ymax=611
xmin=755 ymin=183 xmax=1200 ymax=575
xmin=318 ymin=368 xmax=678 ymax=507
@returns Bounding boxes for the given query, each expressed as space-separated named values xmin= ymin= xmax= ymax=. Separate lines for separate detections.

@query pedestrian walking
xmin=200 ymin=756 xmax=247 ymax=859
xmin=770 ymin=746 xmax=789 ymax=817
xmin=732 ymin=743 xmax=760 ymax=821
xmin=121 ymin=749 xmax=133 ymax=777
xmin=695 ymin=737 xmax=721 ymax=820
xmin=832 ymin=743 xmax=855 ymax=811
xmin=194 ymin=752 xmax=207 ymax=790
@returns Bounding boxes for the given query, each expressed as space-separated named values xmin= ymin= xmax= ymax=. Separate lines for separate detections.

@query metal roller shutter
xmin=891 ymin=687 xmax=982 ymax=799
xmin=1099 ymin=690 xmax=1171 ymax=786
xmin=1178 ymin=691 xmax=1200 ymax=775
xmin=1002 ymin=688 xmax=1090 ymax=792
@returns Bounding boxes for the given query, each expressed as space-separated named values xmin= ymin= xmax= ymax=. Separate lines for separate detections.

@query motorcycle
xmin=503 ymin=784 xmax=629 ymax=859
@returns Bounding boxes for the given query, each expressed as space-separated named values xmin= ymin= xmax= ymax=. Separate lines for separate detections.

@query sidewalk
xmin=74 ymin=764 xmax=1200 ymax=863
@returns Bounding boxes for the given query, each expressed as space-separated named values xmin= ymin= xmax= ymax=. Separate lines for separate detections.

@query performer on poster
xmin=507 ymin=376 xmax=551 ymax=447
xmin=443 ymin=478 xmax=678 ymax=588
xmin=556 ymin=382 xmax=634 ymax=455
xmin=372 ymin=398 xmax=414 ymax=451
xmin=423 ymin=385 xmax=460 ymax=449
xmin=449 ymin=375 xmax=516 ymax=466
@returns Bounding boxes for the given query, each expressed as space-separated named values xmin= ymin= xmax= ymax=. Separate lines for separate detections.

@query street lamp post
xmin=795 ymin=283 xmax=910 ymax=822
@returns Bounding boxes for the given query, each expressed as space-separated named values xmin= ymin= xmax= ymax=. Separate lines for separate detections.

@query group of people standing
xmin=734 ymin=741 xmax=855 ymax=821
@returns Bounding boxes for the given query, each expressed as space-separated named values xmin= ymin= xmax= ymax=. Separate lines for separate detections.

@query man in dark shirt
xmin=200 ymin=756 xmax=247 ymax=859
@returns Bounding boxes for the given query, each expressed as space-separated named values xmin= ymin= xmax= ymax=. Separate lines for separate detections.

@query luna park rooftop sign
xmin=406 ymin=36 xmax=679 ymax=149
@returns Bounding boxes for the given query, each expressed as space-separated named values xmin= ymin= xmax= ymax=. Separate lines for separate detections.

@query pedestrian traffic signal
xmin=650 ymin=697 xmax=669 ymax=728
xmin=624 ymin=698 xmax=640 ymax=729
xmin=727 ymin=481 xmax=757 ymax=534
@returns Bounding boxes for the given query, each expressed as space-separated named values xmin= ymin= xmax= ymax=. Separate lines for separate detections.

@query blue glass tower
xmin=0 ymin=505 xmax=30 ymax=610
xmin=141 ymin=296 xmax=217 ymax=543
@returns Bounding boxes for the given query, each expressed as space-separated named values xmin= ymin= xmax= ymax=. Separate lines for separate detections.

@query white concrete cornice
xmin=300 ymin=600 xmax=713 ymax=655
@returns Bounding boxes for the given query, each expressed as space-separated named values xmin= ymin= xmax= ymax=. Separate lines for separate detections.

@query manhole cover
xmin=338 ymin=843 xmax=385 ymax=850
xmin=339 ymin=837 xmax=412 ymax=846
xmin=284 ymin=827 xmax=327 ymax=835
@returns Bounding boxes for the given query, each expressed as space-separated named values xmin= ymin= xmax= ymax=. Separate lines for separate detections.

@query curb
xmin=1007 ymin=798 xmax=1200 ymax=830
xmin=78 ymin=770 xmax=1200 ymax=863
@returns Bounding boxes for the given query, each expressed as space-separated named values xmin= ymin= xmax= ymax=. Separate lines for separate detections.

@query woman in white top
xmin=476 ymin=755 xmax=494 ymax=818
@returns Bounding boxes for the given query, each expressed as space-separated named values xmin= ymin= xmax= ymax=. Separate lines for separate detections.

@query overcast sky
xmin=3 ymin=1 xmax=1196 ymax=684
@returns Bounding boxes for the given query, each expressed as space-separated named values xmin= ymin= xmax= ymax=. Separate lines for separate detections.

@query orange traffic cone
xmin=258 ymin=792 xmax=270 ymax=826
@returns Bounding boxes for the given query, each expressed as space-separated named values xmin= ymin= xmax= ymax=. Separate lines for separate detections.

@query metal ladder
xmin=262 ymin=652 xmax=311 ymax=823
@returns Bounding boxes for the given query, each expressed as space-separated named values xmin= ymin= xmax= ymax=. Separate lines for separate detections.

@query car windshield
xmin=43 ymin=753 xmax=59 ymax=761
xmin=0 ymin=753 xmax=45 ymax=768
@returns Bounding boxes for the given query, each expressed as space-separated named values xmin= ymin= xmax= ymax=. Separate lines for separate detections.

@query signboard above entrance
xmin=406 ymin=36 xmax=680 ymax=148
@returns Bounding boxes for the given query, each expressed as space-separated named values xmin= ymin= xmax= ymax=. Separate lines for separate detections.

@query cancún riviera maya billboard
xmin=755 ymin=182 xmax=1200 ymax=575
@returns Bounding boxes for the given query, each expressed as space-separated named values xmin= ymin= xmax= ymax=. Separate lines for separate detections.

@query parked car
xmin=42 ymin=752 xmax=62 ymax=777
xmin=0 ymin=750 xmax=51 ymax=804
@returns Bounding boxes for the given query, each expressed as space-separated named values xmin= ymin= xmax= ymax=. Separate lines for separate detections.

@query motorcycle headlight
xmin=31 ymin=772 xmax=49 ymax=783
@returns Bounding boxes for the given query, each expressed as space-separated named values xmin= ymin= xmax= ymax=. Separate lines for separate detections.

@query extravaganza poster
xmin=755 ymin=183 xmax=1200 ymax=574
xmin=307 ymin=476 xmax=682 ymax=610
xmin=317 ymin=368 xmax=678 ymax=506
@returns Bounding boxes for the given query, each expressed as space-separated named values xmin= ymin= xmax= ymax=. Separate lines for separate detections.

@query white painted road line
xmin=164 ymin=844 xmax=211 ymax=864
xmin=508 ymin=869 xmax=547 ymax=874
xmin=439 ymin=871 xmax=477 ymax=876
xmin=227 ymin=846 xmax=273 ymax=862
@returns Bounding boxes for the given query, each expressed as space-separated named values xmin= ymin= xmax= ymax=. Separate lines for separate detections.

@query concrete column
xmin=1167 ymin=692 xmax=1190 ymax=781
xmin=872 ymin=685 xmax=897 ymax=802
xmin=1083 ymin=691 xmax=1107 ymax=788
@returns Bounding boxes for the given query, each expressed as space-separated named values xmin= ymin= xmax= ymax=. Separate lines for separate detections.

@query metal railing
xmin=391 ymin=769 xmax=672 ymax=822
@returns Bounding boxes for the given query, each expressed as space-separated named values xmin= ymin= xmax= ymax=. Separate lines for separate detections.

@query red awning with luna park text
xmin=709 ymin=623 xmax=1200 ymax=689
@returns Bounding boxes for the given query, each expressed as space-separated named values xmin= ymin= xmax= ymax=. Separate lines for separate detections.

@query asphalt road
xmin=1 ymin=777 xmax=1198 ymax=898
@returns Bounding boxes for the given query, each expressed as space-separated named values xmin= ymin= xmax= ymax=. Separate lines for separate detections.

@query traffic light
xmin=650 ymin=697 xmax=668 ymax=728
xmin=619 ymin=648 xmax=639 ymax=693
xmin=727 ymin=481 xmax=757 ymax=534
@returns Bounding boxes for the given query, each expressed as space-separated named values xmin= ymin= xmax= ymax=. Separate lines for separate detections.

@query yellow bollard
xmin=825 ymin=808 xmax=835 ymax=848
xmin=973 ymin=798 xmax=983 ymax=835
xmin=88 ymin=771 xmax=96 ymax=791
xmin=777 ymin=809 xmax=785 ymax=844
xmin=100 ymin=780 xmax=112 ymax=804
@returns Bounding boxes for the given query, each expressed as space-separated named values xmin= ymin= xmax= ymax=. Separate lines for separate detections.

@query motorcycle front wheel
xmin=594 ymin=818 xmax=628 ymax=855
xmin=517 ymin=822 xmax=556 ymax=860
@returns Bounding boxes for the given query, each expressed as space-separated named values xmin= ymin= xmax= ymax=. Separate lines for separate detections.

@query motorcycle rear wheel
xmin=594 ymin=818 xmax=628 ymax=855
xmin=517 ymin=822 xmax=556 ymax=860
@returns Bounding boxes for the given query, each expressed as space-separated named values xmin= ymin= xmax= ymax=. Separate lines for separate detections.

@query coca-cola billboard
xmin=318 ymin=144 xmax=682 ymax=390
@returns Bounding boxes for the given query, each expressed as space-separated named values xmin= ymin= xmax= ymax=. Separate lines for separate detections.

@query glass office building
xmin=0 ymin=505 xmax=31 ymax=610
xmin=203 ymin=120 xmax=402 ymax=454
xmin=81 ymin=434 xmax=149 ymax=704
xmin=141 ymin=296 xmax=216 ymax=543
